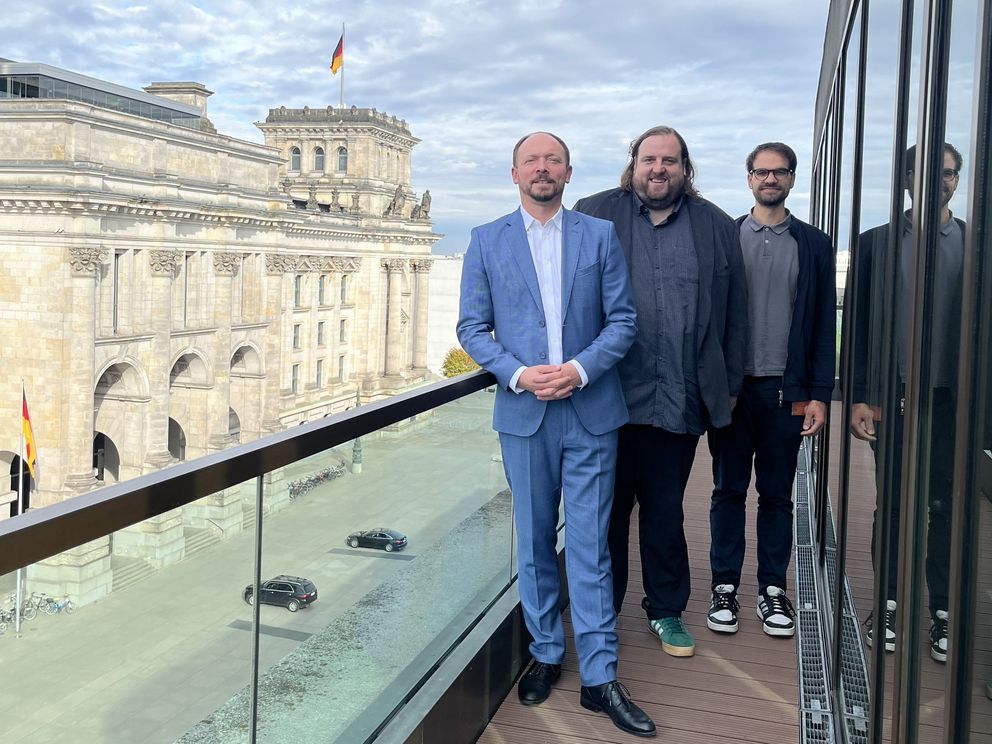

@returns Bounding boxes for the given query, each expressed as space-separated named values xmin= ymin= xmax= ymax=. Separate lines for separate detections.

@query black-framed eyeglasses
xmin=906 ymin=168 xmax=959 ymax=180
xmin=749 ymin=168 xmax=794 ymax=180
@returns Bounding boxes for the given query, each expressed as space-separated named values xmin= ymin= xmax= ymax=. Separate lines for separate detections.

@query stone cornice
xmin=0 ymin=194 xmax=441 ymax=246
xmin=68 ymin=245 xmax=109 ymax=276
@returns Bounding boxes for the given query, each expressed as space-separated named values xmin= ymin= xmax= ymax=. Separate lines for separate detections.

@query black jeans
xmin=871 ymin=386 xmax=954 ymax=617
xmin=609 ymin=424 xmax=699 ymax=619
xmin=707 ymin=376 xmax=805 ymax=594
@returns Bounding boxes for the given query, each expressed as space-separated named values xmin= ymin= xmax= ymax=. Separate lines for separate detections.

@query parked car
xmin=346 ymin=528 xmax=408 ymax=552
xmin=243 ymin=575 xmax=318 ymax=612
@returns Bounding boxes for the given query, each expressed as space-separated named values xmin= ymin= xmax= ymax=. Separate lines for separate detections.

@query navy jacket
xmin=574 ymin=188 xmax=746 ymax=429
xmin=735 ymin=214 xmax=836 ymax=404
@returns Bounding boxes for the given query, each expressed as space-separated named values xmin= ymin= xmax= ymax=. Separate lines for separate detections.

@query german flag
xmin=22 ymin=388 xmax=37 ymax=480
xmin=330 ymin=34 xmax=344 ymax=75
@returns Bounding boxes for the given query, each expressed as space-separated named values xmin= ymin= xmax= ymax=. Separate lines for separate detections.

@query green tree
xmin=441 ymin=346 xmax=480 ymax=377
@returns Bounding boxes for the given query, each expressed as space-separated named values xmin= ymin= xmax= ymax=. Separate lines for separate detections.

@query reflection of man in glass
xmin=850 ymin=143 xmax=964 ymax=663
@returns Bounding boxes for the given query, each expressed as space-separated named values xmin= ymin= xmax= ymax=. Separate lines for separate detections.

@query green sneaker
xmin=649 ymin=615 xmax=695 ymax=657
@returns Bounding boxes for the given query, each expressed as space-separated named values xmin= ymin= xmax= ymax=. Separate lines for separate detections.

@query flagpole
xmin=339 ymin=22 xmax=345 ymax=109
xmin=15 ymin=383 xmax=25 ymax=634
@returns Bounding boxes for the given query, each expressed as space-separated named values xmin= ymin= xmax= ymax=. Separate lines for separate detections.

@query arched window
xmin=314 ymin=147 xmax=325 ymax=172
xmin=337 ymin=146 xmax=348 ymax=172
xmin=289 ymin=146 xmax=301 ymax=171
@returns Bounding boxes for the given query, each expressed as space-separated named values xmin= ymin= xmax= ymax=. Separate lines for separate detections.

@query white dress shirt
xmin=509 ymin=206 xmax=588 ymax=392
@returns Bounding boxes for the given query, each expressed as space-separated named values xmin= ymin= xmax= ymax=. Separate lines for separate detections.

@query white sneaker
xmin=866 ymin=600 xmax=896 ymax=652
xmin=756 ymin=586 xmax=796 ymax=637
xmin=707 ymin=584 xmax=739 ymax=633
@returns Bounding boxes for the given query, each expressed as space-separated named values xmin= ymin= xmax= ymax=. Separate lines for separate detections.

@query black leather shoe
xmin=517 ymin=661 xmax=561 ymax=705
xmin=580 ymin=681 xmax=656 ymax=738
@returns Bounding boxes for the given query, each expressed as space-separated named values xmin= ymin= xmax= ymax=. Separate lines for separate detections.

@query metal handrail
xmin=0 ymin=370 xmax=495 ymax=576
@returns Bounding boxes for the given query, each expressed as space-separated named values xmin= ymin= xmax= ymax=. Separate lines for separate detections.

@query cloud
xmin=3 ymin=0 xmax=829 ymax=253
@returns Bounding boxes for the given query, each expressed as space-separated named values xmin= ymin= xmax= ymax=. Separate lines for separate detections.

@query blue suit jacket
xmin=457 ymin=207 xmax=637 ymax=437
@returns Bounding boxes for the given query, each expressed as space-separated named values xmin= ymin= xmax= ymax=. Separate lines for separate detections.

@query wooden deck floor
xmin=478 ymin=439 xmax=800 ymax=744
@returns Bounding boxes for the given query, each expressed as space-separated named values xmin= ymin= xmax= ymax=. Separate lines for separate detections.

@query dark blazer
xmin=457 ymin=207 xmax=637 ymax=437
xmin=574 ymin=188 xmax=747 ymax=429
xmin=847 ymin=217 xmax=966 ymax=406
xmin=734 ymin=214 xmax=836 ymax=404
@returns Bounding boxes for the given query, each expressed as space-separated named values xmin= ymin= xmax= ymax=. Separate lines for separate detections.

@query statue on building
xmin=306 ymin=182 xmax=319 ymax=210
xmin=384 ymin=184 xmax=404 ymax=216
xmin=420 ymin=189 xmax=431 ymax=218
xmin=331 ymin=187 xmax=341 ymax=209
xmin=411 ymin=202 xmax=422 ymax=219
xmin=350 ymin=193 xmax=361 ymax=214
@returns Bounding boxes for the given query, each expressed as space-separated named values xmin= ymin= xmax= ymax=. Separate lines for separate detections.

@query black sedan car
xmin=243 ymin=575 xmax=318 ymax=612
xmin=347 ymin=528 xmax=408 ymax=552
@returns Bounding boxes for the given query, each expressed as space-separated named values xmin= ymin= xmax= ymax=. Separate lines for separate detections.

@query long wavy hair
xmin=619 ymin=125 xmax=700 ymax=200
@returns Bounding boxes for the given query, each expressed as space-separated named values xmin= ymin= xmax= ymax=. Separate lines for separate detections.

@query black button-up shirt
xmin=622 ymin=195 xmax=704 ymax=434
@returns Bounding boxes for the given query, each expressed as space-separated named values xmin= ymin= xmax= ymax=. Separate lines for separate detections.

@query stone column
xmin=207 ymin=252 xmax=240 ymax=452
xmin=145 ymin=249 xmax=181 ymax=470
xmin=382 ymin=258 xmax=407 ymax=377
xmin=114 ymin=248 xmax=184 ymax=569
xmin=63 ymin=246 xmax=107 ymax=493
xmin=411 ymin=259 xmax=433 ymax=370
xmin=183 ymin=251 xmax=244 ymax=537
xmin=261 ymin=254 xmax=294 ymax=432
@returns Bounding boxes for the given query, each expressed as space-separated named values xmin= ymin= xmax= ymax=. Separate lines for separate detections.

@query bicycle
xmin=4 ymin=592 xmax=36 ymax=622
xmin=47 ymin=594 xmax=74 ymax=615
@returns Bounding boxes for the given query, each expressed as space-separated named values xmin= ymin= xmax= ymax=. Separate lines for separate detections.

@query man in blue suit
xmin=457 ymin=132 xmax=655 ymax=738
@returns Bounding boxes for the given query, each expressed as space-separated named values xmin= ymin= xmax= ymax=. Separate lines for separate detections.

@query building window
xmin=293 ymin=324 xmax=302 ymax=349
xmin=294 ymin=274 xmax=303 ymax=307
xmin=317 ymin=321 xmax=325 ymax=346
xmin=314 ymin=147 xmax=325 ymax=172
xmin=316 ymin=359 xmax=324 ymax=388
xmin=340 ymin=274 xmax=348 ymax=304
xmin=318 ymin=274 xmax=326 ymax=305
xmin=339 ymin=319 xmax=348 ymax=343
xmin=338 ymin=355 xmax=347 ymax=381
xmin=337 ymin=146 xmax=348 ymax=172
xmin=291 ymin=364 xmax=300 ymax=394
xmin=290 ymin=146 xmax=301 ymax=171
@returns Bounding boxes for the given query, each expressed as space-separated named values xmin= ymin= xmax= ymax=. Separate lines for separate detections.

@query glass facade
xmin=813 ymin=0 xmax=992 ymax=741
xmin=0 ymin=73 xmax=200 ymax=129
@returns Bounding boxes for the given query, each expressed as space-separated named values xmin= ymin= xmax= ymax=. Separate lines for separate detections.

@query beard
xmin=633 ymin=172 xmax=684 ymax=211
xmin=523 ymin=178 xmax=564 ymax=203
xmin=756 ymin=186 xmax=788 ymax=208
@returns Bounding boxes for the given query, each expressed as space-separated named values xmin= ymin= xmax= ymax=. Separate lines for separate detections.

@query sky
xmin=4 ymin=0 xmax=830 ymax=255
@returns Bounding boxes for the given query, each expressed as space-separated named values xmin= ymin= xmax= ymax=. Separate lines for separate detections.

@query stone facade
xmin=0 ymin=77 xmax=440 ymax=601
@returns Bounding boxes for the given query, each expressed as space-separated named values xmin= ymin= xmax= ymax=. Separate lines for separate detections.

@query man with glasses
xmin=707 ymin=142 xmax=836 ymax=638
xmin=574 ymin=126 xmax=747 ymax=658
xmin=850 ymin=143 xmax=964 ymax=663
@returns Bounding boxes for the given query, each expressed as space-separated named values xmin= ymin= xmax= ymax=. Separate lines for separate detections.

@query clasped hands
xmin=519 ymin=363 xmax=581 ymax=401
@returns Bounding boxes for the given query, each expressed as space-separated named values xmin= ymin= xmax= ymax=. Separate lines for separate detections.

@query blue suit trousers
xmin=499 ymin=398 xmax=619 ymax=687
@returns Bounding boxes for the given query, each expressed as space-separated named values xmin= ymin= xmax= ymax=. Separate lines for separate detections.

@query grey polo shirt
xmin=623 ymin=195 xmax=704 ymax=434
xmin=897 ymin=213 xmax=964 ymax=387
xmin=739 ymin=212 xmax=798 ymax=377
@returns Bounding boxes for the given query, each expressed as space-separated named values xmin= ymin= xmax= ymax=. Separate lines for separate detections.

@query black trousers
xmin=609 ymin=424 xmax=700 ymax=620
xmin=708 ymin=376 xmax=805 ymax=594
xmin=871 ymin=386 xmax=954 ymax=617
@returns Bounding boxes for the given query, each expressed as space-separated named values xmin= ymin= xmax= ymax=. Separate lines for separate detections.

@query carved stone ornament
xmin=382 ymin=258 xmax=407 ymax=273
xmin=332 ymin=256 xmax=362 ymax=273
xmin=411 ymin=258 xmax=434 ymax=274
xmin=149 ymin=249 xmax=182 ymax=276
xmin=213 ymin=252 xmax=242 ymax=276
xmin=265 ymin=253 xmax=299 ymax=275
xmin=68 ymin=246 xmax=108 ymax=276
